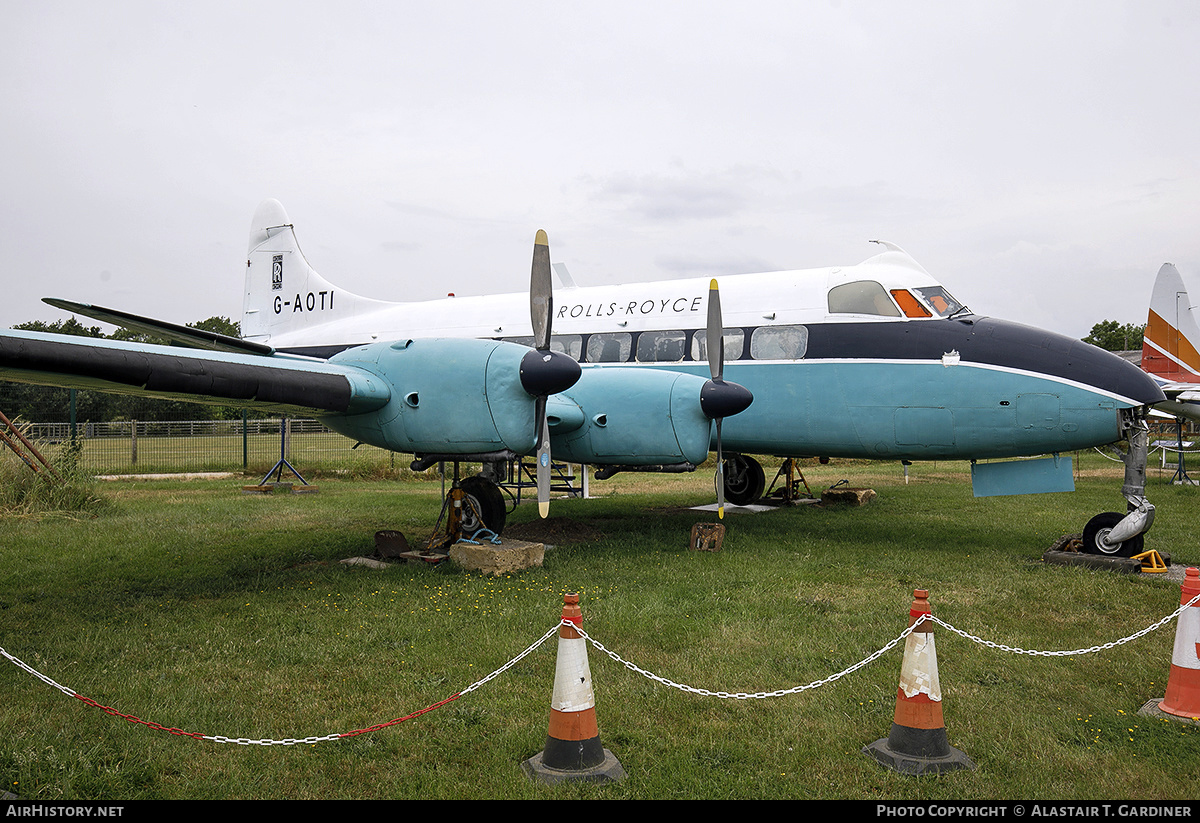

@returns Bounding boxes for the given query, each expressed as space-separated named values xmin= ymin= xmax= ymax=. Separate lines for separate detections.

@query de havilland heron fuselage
xmin=0 ymin=199 xmax=1166 ymax=553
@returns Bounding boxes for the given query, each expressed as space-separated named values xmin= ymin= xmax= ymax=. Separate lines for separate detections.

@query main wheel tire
xmin=723 ymin=455 xmax=766 ymax=505
xmin=1081 ymin=511 xmax=1143 ymax=558
xmin=459 ymin=475 xmax=507 ymax=536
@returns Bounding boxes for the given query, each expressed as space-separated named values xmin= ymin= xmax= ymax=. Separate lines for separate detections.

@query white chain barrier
xmin=2 ymin=591 xmax=1197 ymax=742
xmin=928 ymin=590 xmax=1200 ymax=657
xmin=573 ymin=620 xmax=919 ymax=699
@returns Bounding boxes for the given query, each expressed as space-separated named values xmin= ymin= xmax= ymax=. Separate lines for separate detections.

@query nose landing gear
xmin=1081 ymin=411 xmax=1155 ymax=557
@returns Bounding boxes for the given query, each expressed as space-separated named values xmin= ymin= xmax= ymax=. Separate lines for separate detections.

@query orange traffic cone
xmin=863 ymin=589 xmax=975 ymax=775
xmin=522 ymin=593 xmax=625 ymax=784
xmin=1157 ymin=567 xmax=1200 ymax=720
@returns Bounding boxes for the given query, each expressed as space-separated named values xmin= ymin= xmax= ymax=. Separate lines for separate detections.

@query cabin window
xmin=912 ymin=286 xmax=965 ymax=318
xmin=750 ymin=325 xmax=809 ymax=360
xmin=635 ymin=330 xmax=687 ymax=363
xmin=827 ymin=280 xmax=902 ymax=317
xmin=691 ymin=329 xmax=746 ymax=362
xmin=501 ymin=334 xmax=583 ymax=360
xmin=585 ymin=332 xmax=632 ymax=363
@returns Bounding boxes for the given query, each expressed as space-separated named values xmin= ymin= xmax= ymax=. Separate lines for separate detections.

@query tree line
xmin=1082 ymin=320 xmax=1145 ymax=352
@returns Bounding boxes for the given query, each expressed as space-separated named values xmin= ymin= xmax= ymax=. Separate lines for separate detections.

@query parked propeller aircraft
xmin=0 ymin=199 xmax=1168 ymax=556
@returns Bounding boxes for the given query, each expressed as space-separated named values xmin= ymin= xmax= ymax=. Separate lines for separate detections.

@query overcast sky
xmin=3 ymin=1 xmax=1198 ymax=340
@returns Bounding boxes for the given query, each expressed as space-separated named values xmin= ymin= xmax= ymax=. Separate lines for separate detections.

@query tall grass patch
xmin=0 ymin=439 xmax=108 ymax=518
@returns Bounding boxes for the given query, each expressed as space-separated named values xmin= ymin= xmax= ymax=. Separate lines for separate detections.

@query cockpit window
xmin=912 ymin=286 xmax=965 ymax=318
xmin=827 ymin=280 xmax=902 ymax=317
xmin=889 ymin=289 xmax=933 ymax=318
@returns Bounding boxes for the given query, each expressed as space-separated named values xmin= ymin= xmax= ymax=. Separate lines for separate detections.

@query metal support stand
xmin=1169 ymin=418 xmax=1196 ymax=486
xmin=258 ymin=418 xmax=308 ymax=486
xmin=764 ymin=457 xmax=815 ymax=504
xmin=498 ymin=457 xmax=584 ymax=504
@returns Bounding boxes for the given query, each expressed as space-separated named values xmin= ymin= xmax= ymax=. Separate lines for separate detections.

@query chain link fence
xmin=0 ymin=385 xmax=407 ymax=475
xmin=23 ymin=416 xmax=398 ymax=475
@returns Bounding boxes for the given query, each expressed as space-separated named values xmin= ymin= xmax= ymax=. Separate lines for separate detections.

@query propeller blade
xmin=536 ymin=396 xmax=551 ymax=518
xmin=702 ymin=278 xmax=752 ymax=519
xmin=715 ymin=418 xmax=725 ymax=520
xmin=526 ymin=230 xmax=568 ymax=519
xmin=706 ymin=278 xmax=723 ymax=381
xmin=531 ymin=229 xmax=552 ymax=351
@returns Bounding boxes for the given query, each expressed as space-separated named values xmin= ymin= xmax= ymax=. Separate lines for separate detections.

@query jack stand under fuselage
xmin=764 ymin=457 xmax=817 ymax=505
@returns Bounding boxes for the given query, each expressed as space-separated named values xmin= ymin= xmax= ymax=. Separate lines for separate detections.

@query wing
xmin=1142 ymin=377 xmax=1200 ymax=422
xmin=0 ymin=329 xmax=388 ymax=416
xmin=0 ymin=329 xmax=575 ymax=461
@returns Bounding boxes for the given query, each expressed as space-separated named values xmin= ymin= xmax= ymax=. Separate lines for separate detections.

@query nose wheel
xmin=1081 ymin=511 xmax=1145 ymax=558
xmin=1080 ymin=411 xmax=1155 ymax=558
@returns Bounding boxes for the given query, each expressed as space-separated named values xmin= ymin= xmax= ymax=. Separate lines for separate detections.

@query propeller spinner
xmin=518 ymin=230 xmax=581 ymax=517
xmin=698 ymin=279 xmax=754 ymax=518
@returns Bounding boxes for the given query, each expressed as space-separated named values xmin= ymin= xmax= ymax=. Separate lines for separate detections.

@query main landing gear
xmin=1080 ymin=411 xmax=1155 ymax=558
xmin=720 ymin=455 xmax=823 ymax=506
xmin=420 ymin=464 xmax=509 ymax=556
xmin=722 ymin=454 xmax=766 ymax=505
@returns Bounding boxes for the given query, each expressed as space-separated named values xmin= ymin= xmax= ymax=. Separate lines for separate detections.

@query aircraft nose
xmin=1066 ymin=338 xmax=1165 ymax=406
xmin=970 ymin=318 xmax=1165 ymax=407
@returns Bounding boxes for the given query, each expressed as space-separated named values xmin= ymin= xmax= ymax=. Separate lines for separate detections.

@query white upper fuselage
xmin=248 ymin=244 xmax=949 ymax=352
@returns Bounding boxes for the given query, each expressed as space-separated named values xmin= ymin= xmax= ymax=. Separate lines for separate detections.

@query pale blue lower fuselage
xmin=599 ymin=360 xmax=1121 ymax=462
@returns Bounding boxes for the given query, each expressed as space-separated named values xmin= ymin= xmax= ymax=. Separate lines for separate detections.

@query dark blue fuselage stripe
xmin=278 ymin=316 xmax=1165 ymax=408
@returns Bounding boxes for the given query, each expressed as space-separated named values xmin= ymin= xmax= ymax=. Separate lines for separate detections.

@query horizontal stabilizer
xmin=970 ymin=456 xmax=1075 ymax=497
xmin=43 ymin=298 xmax=275 ymax=356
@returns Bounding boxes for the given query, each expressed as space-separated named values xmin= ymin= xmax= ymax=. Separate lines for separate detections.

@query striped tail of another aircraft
xmin=1142 ymin=263 xmax=1200 ymax=383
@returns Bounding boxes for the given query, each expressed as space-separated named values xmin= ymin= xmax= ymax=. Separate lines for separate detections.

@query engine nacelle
xmin=321 ymin=338 xmax=537 ymax=456
xmin=550 ymin=366 xmax=713 ymax=466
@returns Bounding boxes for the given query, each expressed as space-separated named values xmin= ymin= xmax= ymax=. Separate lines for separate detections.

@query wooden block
xmin=690 ymin=522 xmax=725 ymax=552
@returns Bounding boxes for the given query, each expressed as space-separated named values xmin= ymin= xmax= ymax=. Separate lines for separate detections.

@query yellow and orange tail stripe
xmin=1159 ymin=567 xmax=1200 ymax=720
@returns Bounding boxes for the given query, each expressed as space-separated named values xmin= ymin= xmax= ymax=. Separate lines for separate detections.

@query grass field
xmin=0 ymin=451 xmax=1198 ymax=800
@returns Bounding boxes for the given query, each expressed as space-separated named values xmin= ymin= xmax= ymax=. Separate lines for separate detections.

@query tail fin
xmin=240 ymin=199 xmax=389 ymax=344
xmin=1142 ymin=263 xmax=1200 ymax=382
